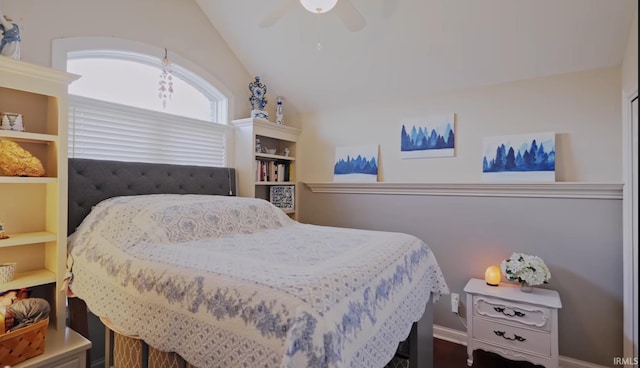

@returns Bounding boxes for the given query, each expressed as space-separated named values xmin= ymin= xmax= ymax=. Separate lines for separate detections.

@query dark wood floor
xmin=434 ymin=338 xmax=542 ymax=368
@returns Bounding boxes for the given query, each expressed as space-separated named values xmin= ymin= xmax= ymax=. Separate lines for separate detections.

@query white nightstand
xmin=464 ymin=278 xmax=562 ymax=368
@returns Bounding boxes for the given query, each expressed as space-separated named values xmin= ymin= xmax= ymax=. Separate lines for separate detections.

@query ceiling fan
xmin=259 ymin=0 xmax=367 ymax=32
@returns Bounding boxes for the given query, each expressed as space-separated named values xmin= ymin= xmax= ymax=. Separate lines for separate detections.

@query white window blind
xmin=68 ymin=95 xmax=229 ymax=167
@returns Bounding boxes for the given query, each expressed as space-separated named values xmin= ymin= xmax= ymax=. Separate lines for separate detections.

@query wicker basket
xmin=0 ymin=318 xmax=48 ymax=366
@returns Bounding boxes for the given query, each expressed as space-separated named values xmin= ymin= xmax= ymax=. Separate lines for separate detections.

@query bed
xmin=66 ymin=158 xmax=449 ymax=368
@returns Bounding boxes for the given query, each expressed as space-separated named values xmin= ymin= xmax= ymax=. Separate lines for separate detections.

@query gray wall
xmin=299 ymin=186 xmax=623 ymax=366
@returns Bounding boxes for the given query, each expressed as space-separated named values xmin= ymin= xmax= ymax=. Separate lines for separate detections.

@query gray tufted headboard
xmin=67 ymin=158 xmax=236 ymax=235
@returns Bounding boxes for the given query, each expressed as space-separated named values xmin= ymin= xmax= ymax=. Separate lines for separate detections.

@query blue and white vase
xmin=249 ymin=76 xmax=268 ymax=120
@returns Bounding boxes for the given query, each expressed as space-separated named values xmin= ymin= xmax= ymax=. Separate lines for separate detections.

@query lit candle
xmin=485 ymin=265 xmax=501 ymax=286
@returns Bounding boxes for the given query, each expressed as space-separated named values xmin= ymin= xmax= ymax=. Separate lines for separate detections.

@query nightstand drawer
xmin=472 ymin=317 xmax=551 ymax=356
xmin=473 ymin=295 xmax=551 ymax=331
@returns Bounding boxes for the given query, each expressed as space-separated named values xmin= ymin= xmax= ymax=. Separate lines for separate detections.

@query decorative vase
xmin=520 ymin=282 xmax=534 ymax=293
xmin=249 ymin=76 xmax=268 ymax=120
xmin=0 ymin=15 xmax=21 ymax=60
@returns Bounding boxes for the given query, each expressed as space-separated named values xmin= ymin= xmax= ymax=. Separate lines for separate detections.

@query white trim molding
xmin=622 ymin=87 xmax=638 ymax=365
xmin=304 ymin=182 xmax=622 ymax=200
xmin=433 ymin=325 xmax=610 ymax=368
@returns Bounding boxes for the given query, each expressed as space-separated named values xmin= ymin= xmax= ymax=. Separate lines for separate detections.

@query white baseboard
xmin=433 ymin=324 xmax=467 ymax=346
xmin=433 ymin=324 xmax=609 ymax=368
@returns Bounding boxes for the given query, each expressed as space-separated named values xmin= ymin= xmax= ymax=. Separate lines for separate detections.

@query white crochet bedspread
xmin=68 ymin=194 xmax=449 ymax=368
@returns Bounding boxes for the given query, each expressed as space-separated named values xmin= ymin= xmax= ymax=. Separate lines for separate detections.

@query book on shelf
xmin=256 ymin=160 xmax=290 ymax=182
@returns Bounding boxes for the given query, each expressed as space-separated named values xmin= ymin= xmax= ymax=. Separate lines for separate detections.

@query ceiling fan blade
xmin=334 ymin=0 xmax=366 ymax=32
xmin=259 ymin=1 xmax=298 ymax=28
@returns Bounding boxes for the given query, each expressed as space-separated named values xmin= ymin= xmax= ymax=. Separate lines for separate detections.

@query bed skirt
xmin=112 ymin=333 xmax=196 ymax=368
xmin=110 ymin=332 xmax=409 ymax=368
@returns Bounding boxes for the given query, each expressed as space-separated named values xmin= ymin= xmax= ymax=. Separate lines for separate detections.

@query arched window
xmin=52 ymin=37 xmax=231 ymax=167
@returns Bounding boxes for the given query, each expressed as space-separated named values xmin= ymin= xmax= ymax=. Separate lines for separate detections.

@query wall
xmin=299 ymin=187 xmax=622 ymax=366
xmin=299 ymin=67 xmax=622 ymax=183
xmin=298 ymin=67 xmax=624 ymax=366
xmin=621 ymin=13 xmax=638 ymax=94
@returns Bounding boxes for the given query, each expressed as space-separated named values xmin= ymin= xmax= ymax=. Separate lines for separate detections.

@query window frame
xmin=67 ymin=50 xmax=224 ymax=123
xmin=51 ymin=36 xmax=235 ymax=167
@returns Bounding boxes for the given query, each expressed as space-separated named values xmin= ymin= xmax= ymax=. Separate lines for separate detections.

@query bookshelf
xmin=1 ymin=57 xmax=91 ymax=367
xmin=232 ymin=117 xmax=301 ymax=219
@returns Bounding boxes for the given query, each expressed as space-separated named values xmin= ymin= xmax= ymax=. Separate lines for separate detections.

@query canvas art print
xmin=400 ymin=114 xmax=455 ymax=159
xmin=482 ymin=132 xmax=556 ymax=182
xmin=334 ymin=145 xmax=379 ymax=182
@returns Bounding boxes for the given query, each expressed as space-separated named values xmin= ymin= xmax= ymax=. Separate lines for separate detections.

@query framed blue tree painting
xmin=482 ymin=132 xmax=556 ymax=182
xmin=400 ymin=114 xmax=455 ymax=159
xmin=334 ymin=145 xmax=379 ymax=182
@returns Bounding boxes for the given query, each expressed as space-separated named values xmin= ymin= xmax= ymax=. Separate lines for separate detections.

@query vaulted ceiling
xmin=195 ymin=0 xmax=637 ymax=115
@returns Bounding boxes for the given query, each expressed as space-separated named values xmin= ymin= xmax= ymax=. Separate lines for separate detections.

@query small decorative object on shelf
xmin=0 ymin=222 xmax=8 ymax=239
xmin=283 ymin=147 xmax=290 ymax=157
xmin=270 ymin=185 xmax=295 ymax=211
xmin=249 ymin=76 xmax=269 ymax=120
xmin=501 ymin=252 xmax=551 ymax=292
xmin=276 ymin=96 xmax=284 ymax=125
xmin=255 ymin=138 xmax=262 ymax=153
xmin=0 ymin=139 xmax=45 ymax=177
xmin=0 ymin=262 xmax=16 ymax=282
xmin=0 ymin=112 xmax=24 ymax=131
xmin=0 ymin=12 xmax=21 ymax=60
xmin=262 ymin=147 xmax=277 ymax=155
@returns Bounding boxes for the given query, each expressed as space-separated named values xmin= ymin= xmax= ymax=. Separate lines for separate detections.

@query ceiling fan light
xmin=300 ymin=0 xmax=338 ymax=14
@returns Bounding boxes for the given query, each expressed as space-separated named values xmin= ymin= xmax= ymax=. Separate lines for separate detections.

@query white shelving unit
xmin=232 ymin=117 xmax=301 ymax=219
xmin=1 ymin=57 xmax=91 ymax=367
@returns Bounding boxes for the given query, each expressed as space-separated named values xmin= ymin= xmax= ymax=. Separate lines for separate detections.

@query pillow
xmin=73 ymin=194 xmax=295 ymax=247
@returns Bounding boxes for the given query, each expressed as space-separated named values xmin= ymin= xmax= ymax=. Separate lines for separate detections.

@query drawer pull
xmin=493 ymin=330 xmax=527 ymax=342
xmin=493 ymin=306 xmax=525 ymax=317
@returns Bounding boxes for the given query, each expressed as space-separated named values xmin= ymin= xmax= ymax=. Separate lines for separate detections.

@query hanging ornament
xmin=158 ymin=48 xmax=173 ymax=108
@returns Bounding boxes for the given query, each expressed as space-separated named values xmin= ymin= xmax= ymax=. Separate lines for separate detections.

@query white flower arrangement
xmin=500 ymin=252 xmax=551 ymax=286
